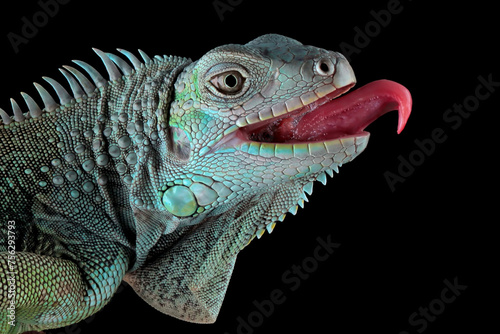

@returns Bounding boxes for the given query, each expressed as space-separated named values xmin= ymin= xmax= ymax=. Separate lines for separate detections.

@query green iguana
xmin=0 ymin=34 xmax=411 ymax=333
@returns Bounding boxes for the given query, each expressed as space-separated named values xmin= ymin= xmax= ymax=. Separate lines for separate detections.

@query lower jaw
xmin=236 ymin=131 xmax=370 ymax=165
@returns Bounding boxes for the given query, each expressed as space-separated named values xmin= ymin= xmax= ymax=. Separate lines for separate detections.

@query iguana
xmin=0 ymin=34 xmax=411 ymax=333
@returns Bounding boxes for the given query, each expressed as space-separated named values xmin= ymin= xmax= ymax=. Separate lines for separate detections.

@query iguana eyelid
xmin=205 ymin=63 xmax=250 ymax=98
xmin=209 ymin=71 xmax=246 ymax=95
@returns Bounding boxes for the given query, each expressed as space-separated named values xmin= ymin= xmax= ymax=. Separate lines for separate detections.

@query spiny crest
xmin=0 ymin=48 xmax=181 ymax=125
xmin=251 ymin=164 xmax=341 ymax=243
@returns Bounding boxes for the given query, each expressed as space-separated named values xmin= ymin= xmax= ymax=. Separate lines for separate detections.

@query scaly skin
xmin=0 ymin=34 xmax=411 ymax=333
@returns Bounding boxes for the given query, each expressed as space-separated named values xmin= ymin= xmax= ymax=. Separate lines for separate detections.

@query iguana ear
xmin=124 ymin=218 xmax=240 ymax=323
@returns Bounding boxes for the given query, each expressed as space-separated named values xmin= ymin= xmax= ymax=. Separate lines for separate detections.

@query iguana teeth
xmin=93 ymin=48 xmax=122 ymax=82
xmin=33 ymin=82 xmax=58 ymax=112
xmin=42 ymin=76 xmax=73 ymax=106
xmin=10 ymin=98 xmax=25 ymax=122
xmin=266 ymin=222 xmax=276 ymax=234
xmin=20 ymin=92 xmax=43 ymax=118
xmin=0 ymin=108 xmax=11 ymax=125
xmin=303 ymin=181 xmax=314 ymax=195
xmin=62 ymin=65 xmax=96 ymax=96
xmin=317 ymin=172 xmax=327 ymax=185
xmin=72 ymin=60 xmax=107 ymax=89
xmin=106 ymin=52 xmax=134 ymax=76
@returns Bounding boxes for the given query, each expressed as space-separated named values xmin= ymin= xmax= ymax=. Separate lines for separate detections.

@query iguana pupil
xmin=224 ymin=73 xmax=238 ymax=88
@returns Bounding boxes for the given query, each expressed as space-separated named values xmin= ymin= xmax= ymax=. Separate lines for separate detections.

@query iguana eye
xmin=210 ymin=71 xmax=246 ymax=95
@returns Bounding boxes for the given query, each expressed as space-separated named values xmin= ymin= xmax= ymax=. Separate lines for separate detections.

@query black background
xmin=0 ymin=0 xmax=496 ymax=333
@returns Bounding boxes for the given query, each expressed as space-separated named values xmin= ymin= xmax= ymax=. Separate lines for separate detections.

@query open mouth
xmin=243 ymin=80 xmax=411 ymax=143
xmin=207 ymin=80 xmax=412 ymax=157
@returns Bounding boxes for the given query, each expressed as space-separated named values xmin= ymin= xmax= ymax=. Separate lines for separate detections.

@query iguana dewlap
xmin=0 ymin=34 xmax=411 ymax=333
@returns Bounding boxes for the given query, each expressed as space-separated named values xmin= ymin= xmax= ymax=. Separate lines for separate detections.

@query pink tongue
xmin=289 ymin=80 xmax=412 ymax=142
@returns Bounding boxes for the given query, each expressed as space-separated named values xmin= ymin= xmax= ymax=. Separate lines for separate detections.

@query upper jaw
xmin=234 ymin=56 xmax=357 ymax=129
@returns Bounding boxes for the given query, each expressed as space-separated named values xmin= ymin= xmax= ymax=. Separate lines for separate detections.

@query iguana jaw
xmin=210 ymin=79 xmax=412 ymax=156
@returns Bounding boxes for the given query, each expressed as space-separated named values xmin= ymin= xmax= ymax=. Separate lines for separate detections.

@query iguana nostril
xmin=320 ymin=62 xmax=329 ymax=73
xmin=315 ymin=58 xmax=335 ymax=76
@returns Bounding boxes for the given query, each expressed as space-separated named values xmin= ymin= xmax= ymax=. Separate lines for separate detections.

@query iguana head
xmin=163 ymin=34 xmax=411 ymax=239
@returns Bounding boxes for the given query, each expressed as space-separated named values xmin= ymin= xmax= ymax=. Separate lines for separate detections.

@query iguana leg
xmin=0 ymin=247 xmax=129 ymax=333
